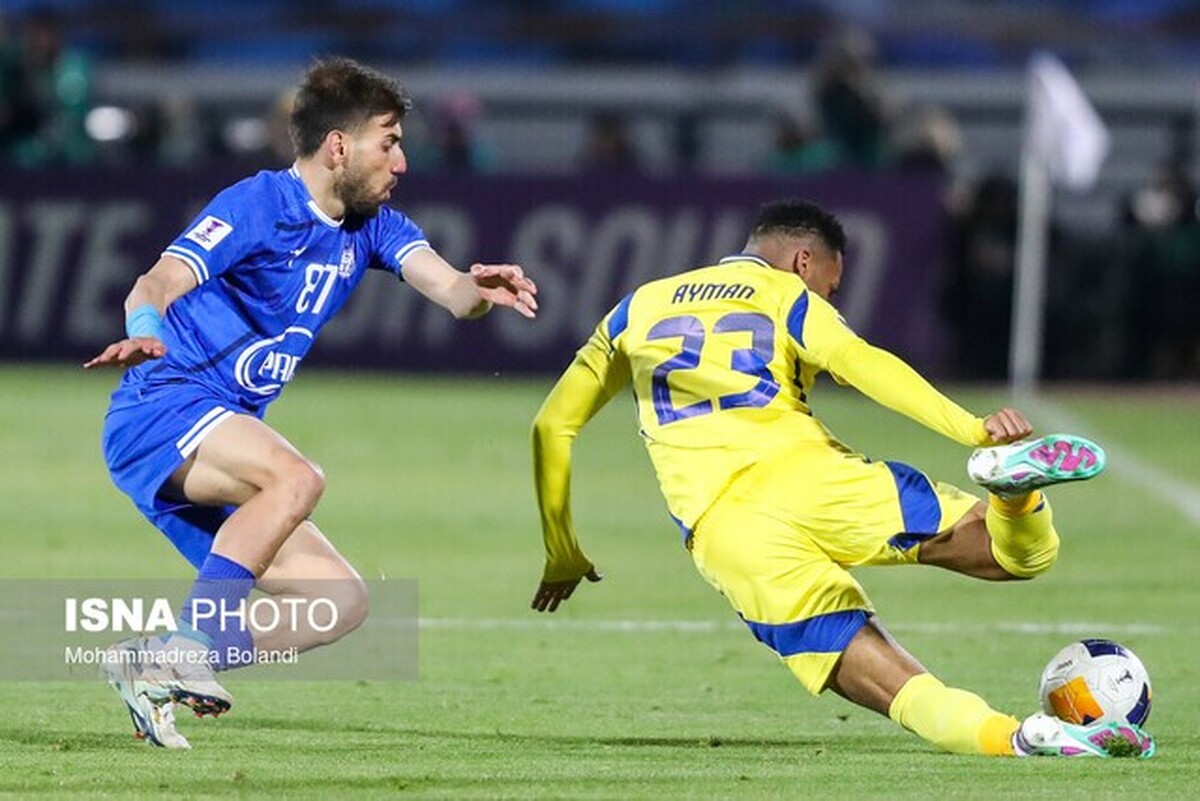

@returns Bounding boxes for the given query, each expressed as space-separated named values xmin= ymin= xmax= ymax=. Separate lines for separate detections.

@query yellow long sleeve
xmin=790 ymin=288 xmax=988 ymax=447
xmin=531 ymin=339 xmax=631 ymax=582
xmin=827 ymin=338 xmax=990 ymax=447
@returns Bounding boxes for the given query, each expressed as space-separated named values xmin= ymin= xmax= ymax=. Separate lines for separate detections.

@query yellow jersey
xmin=532 ymin=254 xmax=991 ymax=581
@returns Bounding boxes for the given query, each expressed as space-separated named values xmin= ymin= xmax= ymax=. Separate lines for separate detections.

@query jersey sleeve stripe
xmin=606 ymin=292 xmax=634 ymax=341
xmin=394 ymin=239 xmax=432 ymax=265
xmin=741 ymin=609 xmax=868 ymax=657
xmin=163 ymin=246 xmax=209 ymax=284
xmin=786 ymin=290 xmax=809 ymax=347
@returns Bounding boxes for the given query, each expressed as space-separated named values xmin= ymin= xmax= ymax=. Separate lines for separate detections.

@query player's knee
xmin=278 ymin=457 xmax=326 ymax=514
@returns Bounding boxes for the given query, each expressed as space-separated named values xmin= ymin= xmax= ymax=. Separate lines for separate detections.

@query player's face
xmin=340 ymin=114 xmax=407 ymax=217
xmin=796 ymin=242 xmax=843 ymax=301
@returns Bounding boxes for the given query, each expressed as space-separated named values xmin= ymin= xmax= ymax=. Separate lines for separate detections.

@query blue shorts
xmin=102 ymin=378 xmax=257 ymax=568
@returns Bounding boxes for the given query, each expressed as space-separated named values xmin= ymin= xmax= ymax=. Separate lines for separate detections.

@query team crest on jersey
xmin=338 ymin=245 xmax=355 ymax=278
xmin=185 ymin=215 xmax=233 ymax=251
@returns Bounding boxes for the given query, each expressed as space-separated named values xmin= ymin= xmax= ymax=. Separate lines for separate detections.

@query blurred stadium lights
xmin=84 ymin=105 xmax=135 ymax=143
xmin=222 ymin=117 xmax=271 ymax=155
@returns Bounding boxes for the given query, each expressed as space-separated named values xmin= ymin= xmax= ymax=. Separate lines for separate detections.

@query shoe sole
xmin=101 ymin=651 xmax=232 ymax=718
xmin=971 ymin=435 xmax=1106 ymax=495
xmin=1107 ymin=724 xmax=1157 ymax=759
xmin=172 ymin=688 xmax=232 ymax=718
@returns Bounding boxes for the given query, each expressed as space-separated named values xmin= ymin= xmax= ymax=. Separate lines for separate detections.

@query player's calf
xmin=252 ymin=575 xmax=369 ymax=652
xmin=981 ymin=488 xmax=1060 ymax=580
xmin=290 ymin=577 xmax=368 ymax=648
xmin=312 ymin=575 xmax=369 ymax=645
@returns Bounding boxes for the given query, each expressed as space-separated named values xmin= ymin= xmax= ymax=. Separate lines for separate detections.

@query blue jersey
xmin=124 ymin=166 xmax=429 ymax=413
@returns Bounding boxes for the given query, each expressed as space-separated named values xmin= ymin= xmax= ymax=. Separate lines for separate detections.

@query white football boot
xmin=102 ymin=635 xmax=233 ymax=747
xmin=968 ymin=434 xmax=1106 ymax=498
xmin=102 ymin=641 xmax=190 ymax=749
xmin=139 ymin=634 xmax=234 ymax=716
xmin=1012 ymin=712 xmax=1155 ymax=758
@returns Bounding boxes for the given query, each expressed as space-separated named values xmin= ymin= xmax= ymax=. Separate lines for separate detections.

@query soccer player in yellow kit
xmin=529 ymin=199 xmax=1155 ymax=758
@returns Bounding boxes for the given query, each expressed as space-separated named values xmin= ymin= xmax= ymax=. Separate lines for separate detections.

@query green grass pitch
xmin=0 ymin=364 xmax=1197 ymax=797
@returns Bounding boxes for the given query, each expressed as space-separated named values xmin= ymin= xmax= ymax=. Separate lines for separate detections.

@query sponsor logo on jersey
xmin=185 ymin=215 xmax=234 ymax=251
xmin=233 ymin=326 xmax=315 ymax=395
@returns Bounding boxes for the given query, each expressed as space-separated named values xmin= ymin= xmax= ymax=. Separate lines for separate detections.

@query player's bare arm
xmin=402 ymin=249 xmax=538 ymax=319
xmin=83 ymin=255 xmax=199 ymax=369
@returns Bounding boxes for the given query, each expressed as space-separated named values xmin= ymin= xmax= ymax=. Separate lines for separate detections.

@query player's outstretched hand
xmin=531 ymin=568 xmax=602 ymax=613
xmin=471 ymin=263 xmax=538 ymax=318
xmin=983 ymin=407 xmax=1034 ymax=444
xmin=83 ymin=337 xmax=166 ymax=369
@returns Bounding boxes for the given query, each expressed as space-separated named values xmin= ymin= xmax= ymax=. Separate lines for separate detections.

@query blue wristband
xmin=125 ymin=303 xmax=163 ymax=339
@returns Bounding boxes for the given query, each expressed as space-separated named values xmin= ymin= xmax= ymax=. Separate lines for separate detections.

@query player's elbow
xmin=530 ymin=410 xmax=564 ymax=448
xmin=126 ymin=256 xmax=198 ymax=312
xmin=124 ymin=274 xmax=164 ymax=315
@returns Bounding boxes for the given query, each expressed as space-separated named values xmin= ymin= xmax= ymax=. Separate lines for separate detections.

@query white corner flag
xmin=1009 ymin=52 xmax=1110 ymax=395
xmin=1026 ymin=53 xmax=1110 ymax=191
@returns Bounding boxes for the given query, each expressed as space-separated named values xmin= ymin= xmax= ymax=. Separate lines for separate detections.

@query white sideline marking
xmin=1024 ymin=396 xmax=1200 ymax=524
xmin=417 ymin=618 xmax=1172 ymax=636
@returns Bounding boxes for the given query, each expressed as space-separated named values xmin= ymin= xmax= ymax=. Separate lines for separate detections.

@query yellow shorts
xmin=689 ymin=444 xmax=981 ymax=695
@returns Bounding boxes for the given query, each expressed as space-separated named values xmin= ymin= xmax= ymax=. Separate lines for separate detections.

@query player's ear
xmin=793 ymin=246 xmax=810 ymax=279
xmin=324 ymin=129 xmax=348 ymax=166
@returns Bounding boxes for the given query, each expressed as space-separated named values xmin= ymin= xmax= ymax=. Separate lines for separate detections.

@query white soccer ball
xmin=1038 ymin=639 xmax=1152 ymax=727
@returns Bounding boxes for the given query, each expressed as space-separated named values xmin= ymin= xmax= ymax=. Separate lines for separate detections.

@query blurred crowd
xmin=2 ymin=6 xmax=1198 ymax=381
xmin=0 ymin=9 xmax=91 ymax=166
xmin=0 ymin=15 xmax=970 ymax=179
xmin=941 ymin=162 xmax=1200 ymax=382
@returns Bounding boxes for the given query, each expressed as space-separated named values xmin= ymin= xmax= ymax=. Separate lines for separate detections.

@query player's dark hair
xmin=750 ymin=199 xmax=847 ymax=254
xmin=290 ymin=57 xmax=412 ymax=158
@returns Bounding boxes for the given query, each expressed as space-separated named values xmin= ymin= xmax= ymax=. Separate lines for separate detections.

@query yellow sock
xmin=986 ymin=492 xmax=1059 ymax=578
xmin=888 ymin=673 xmax=1018 ymax=756
xmin=989 ymin=490 xmax=1042 ymax=518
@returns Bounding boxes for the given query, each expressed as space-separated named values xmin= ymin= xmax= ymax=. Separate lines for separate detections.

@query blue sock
xmin=178 ymin=553 xmax=256 ymax=671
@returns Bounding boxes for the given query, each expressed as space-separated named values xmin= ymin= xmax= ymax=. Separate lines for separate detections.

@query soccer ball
xmin=1038 ymin=639 xmax=1152 ymax=727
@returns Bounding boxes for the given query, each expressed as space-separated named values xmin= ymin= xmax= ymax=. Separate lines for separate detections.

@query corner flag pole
xmin=1008 ymin=53 xmax=1109 ymax=398
xmin=1009 ymin=145 xmax=1051 ymax=398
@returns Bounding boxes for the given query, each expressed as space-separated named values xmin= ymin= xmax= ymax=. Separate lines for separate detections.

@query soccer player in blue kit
xmin=85 ymin=58 xmax=538 ymax=749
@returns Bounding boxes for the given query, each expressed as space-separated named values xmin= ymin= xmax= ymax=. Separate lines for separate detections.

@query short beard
xmin=335 ymin=169 xmax=384 ymax=218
